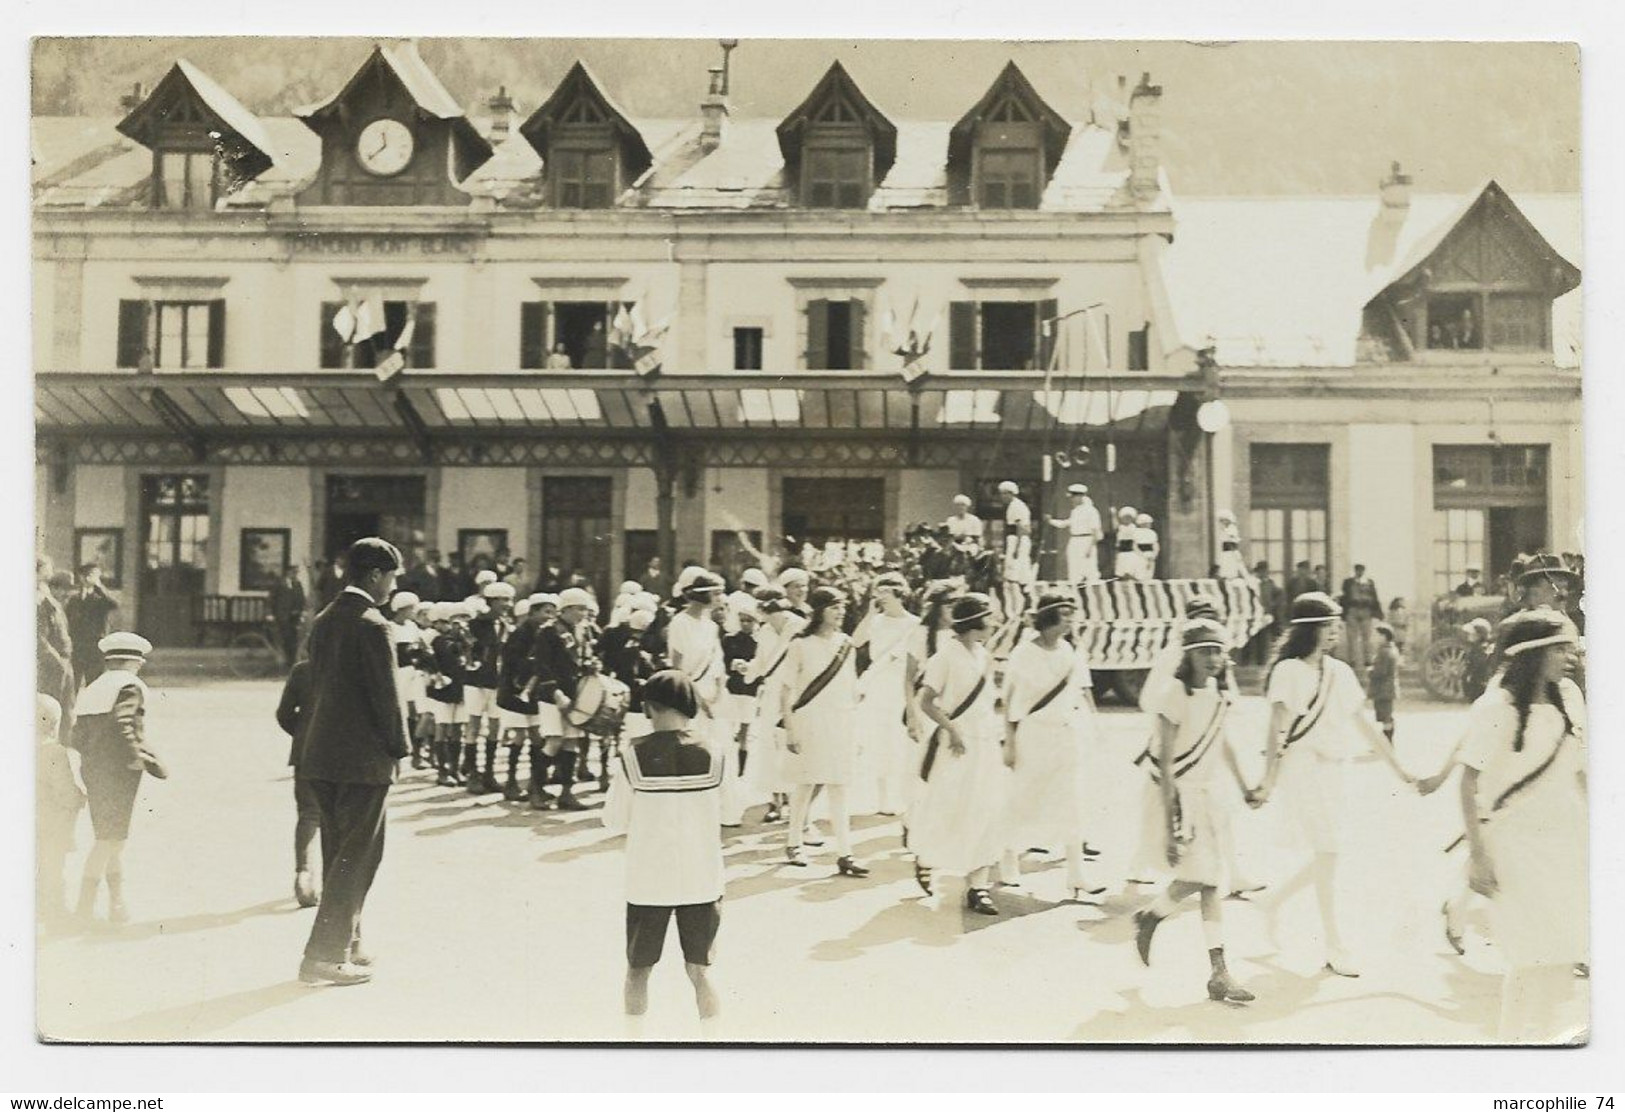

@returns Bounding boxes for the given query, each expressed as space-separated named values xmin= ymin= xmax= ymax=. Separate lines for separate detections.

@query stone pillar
xmin=676 ymin=259 xmax=708 ymax=371
xmin=1162 ymin=432 xmax=1210 ymax=579
xmin=1346 ymin=424 xmax=1417 ymax=605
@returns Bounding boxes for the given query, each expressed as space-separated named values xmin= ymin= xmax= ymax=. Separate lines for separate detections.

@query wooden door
xmin=543 ymin=477 xmax=614 ymax=602
xmin=139 ymin=474 xmax=211 ymax=646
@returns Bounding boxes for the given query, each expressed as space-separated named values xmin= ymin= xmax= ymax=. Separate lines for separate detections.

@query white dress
xmin=1003 ymin=499 xmax=1035 ymax=586
xmin=1003 ymin=637 xmax=1094 ymax=848
xmin=1459 ymin=680 xmax=1587 ymax=968
xmin=852 ymin=611 xmax=921 ymax=813
xmin=667 ymin=610 xmax=741 ymax=820
xmin=743 ymin=616 xmax=803 ymax=795
xmin=907 ymin=639 xmax=1010 ymax=876
xmin=780 ymin=633 xmax=859 ymax=786
xmin=1141 ymin=676 xmax=1236 ymax=888
xmin=1266 ymin=656 xmax=1368 ymax=853
xmin=1216 ymin=520 xmax=1249 ymax=580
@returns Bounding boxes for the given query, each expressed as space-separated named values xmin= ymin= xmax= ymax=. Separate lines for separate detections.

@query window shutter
xmin=805 ymin=298 xmax=830 ymax=370
xmin=1128 ymin=326 xmax=1150 ymax=371
xmin=116 ymin=299 xmax=149 ymax=369
xmin=409 ymin=302 xmax=436 ymax=369
xmin=319 ymin=301 xmax=346 ymax=369
xmin=520 ymin=302 xmax=546 ymax=369
xmin=847 ymin=298 xmax=867 ymax=369
xmin=1037 ymin=297 xmax=1058 ymax=370
xmin=206 ymin=299 xmax=226 ymax=368
xmin=949 ymin=301 xmax=976 ymax=370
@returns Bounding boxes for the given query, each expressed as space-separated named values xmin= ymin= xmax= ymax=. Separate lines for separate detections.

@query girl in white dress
xmin=1002 ymin=592 xmax=1101 ymax=899
xmin=1252 ymin=592 xmax=1420 ymax=977
xmin=1456 ymin=610 xmax=1586 ymax=1042
xmin=1111 ymin=507 xmax=1141 ymax=580
xmin=1131 ymin=619 xmax=1256 ymax=1003
xmin=851 ymin=572 xmax=921 ymax=817
xmin=666 ymin=572 xmax=743 ymax=826
xmin=779 ymin=587 xmax=869 ymax=877
xmin=745 ymin=587 xmax=805 ymax=823
xmin=910 ymin=593 xmax=1010 ymax=915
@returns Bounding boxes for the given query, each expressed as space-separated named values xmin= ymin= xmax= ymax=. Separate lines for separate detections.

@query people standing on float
xmin=1112 ymin=507 xmax=1141 ymax=580
xmin=1250 ymin=592 xmax=1422 ymax=977
xmin=779 ymin=587 xmax=869 ymax=877
xmin=1049 ymin=484 xmax=1103 ymax=584
xmin=908 ymin=594 xmax=1009 ymax=914
xmin=1135 ymin=514 xmax=1161 ymax=580
xmin=997 ymin=480 xmax=1034 ymax=620
xmin=850 ymin=572 xmax=921 ymax=817
xmin=1451 ymin=610 xmax=1587 ymax=1041
xmin=1001 ymin=592 xmax=1103 ymax=899
xmin=1215 ymin=511 xmax=1250 ymax=580
xmin=1131 ymin=619 xmax=1257 ymax=1004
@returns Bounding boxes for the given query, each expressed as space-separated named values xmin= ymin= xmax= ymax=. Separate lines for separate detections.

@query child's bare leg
xmin=624 ymin=965 xmax=652 ymax=1016
xmin=685 ymin=962 xmax=719 ymax=1019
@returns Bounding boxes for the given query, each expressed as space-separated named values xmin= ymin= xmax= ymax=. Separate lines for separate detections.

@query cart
xmin=1418 ymin=593 xmax=1508 ymax=701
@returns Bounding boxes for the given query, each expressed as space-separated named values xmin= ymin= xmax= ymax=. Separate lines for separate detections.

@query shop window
xmin=1432 ymin=509 xmax=1487 ymax=596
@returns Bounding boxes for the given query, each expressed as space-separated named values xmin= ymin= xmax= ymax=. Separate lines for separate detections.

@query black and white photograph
xmin=18 ymin=12 xmax=1615 ymax=1081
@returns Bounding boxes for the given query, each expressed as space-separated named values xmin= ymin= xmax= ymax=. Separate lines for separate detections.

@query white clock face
xmin=356 ymin=119 xmax=415 ymax=177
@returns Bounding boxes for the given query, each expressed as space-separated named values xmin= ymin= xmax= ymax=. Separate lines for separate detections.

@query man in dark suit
xmin=268 ymin=565 xmax=308 ymax=672
xmin=1338 ymin=562 xmax=1384 ymax=675
xmin=295 ymin=538 xmax=407 ymax=986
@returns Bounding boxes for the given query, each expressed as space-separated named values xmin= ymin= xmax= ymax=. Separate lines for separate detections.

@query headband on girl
xmin=1289 ymin=614 xmax=1338 ymax=625
xmin=954 ymin=606 xmax=993 ymax=625
xmin=1033 ymin=598 xmax=1076 ymax=616
xmin=1503 ymin=632 xmax=1577 ymax=657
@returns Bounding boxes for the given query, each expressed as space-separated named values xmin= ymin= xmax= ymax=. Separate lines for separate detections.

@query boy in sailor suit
xmin=603 ymin=670 xmax=725 ymax=1020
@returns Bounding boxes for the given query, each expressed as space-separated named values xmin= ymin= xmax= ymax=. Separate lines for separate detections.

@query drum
xmin=567 ymin=673 xmax=630 ymax=736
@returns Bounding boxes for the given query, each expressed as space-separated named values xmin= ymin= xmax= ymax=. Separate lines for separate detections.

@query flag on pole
xmin=353 ymin=294 xmax=385 ymax=343
xmin=330 ymin=302 xmax=357 ymax=344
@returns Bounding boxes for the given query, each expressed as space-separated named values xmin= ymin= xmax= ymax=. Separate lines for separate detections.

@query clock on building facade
xmin=356 ymin=118 xmax=415 ymax=177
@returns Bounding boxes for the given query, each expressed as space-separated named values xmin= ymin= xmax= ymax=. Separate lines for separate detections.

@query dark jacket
xmin=1339 ymin=576 xmax=1383 ymax=618
xmin=464 ymin=612 xmax=508 ymax=689
xmin=276 ymin=659 xmax=313 ymax=766
xmin=66 ymin=585 xmax=119 ymax=671
xmin=296 ymin=590 xmax=408 ymax=785
xmin=38 ymin=592 xmax=74 ymax=705
xmin=426 ymin=629 xmax=469 ymax=705
xmin=399 ymin=563 xmax=441 ymax=603
xmin=269 ymin=576 xmax=308 ymax=626
xmin=527 ymin=621 xmax=589 ymax=703
xmin=722 ymin=630 xmax=762 ymax=697
xmin=496 ymin=618 xmax=540 ymax=715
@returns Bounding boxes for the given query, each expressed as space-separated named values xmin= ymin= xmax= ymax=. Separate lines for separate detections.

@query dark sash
xmin=1136 ymin=694 xmax=1230 ymax=785
xmin=1279 ymin=660 xmax=1334 ymax=754
xmin=1444 ymin=693 xmax=1577 ymax=853
xmin=1015 ymin=670 xmax=1072 ymax=724
xmin=790 ymin=640 xmax=853 ymax=714
xmin=919 ymin=673 xmax=988 ymax=782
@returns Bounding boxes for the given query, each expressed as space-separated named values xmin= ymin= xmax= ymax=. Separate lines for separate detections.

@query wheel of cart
xmin=1420 ymin=635 xmax=1470 ymax=701
xmin=195 ymin=594 xmax=286 ymax=679
xmin=1420 ymin=592 xmax=1510 ymax=701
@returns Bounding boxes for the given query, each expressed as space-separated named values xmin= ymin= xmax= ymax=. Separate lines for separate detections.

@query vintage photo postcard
xmin=30 ymin=36 xmax=1585 ymax=1045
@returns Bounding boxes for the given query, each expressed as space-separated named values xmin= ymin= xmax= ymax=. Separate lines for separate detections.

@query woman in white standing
xmin=1456 ymin=609 xmax=1586 ymax=1041
xmin=780 ymin=587 xmax=868 ymax=876
xmin=744 ymin=586 xmax=804 ymax=824
xmin=665 ymin=572 xmax=743 ymax=825
xmin=851 ymin=572 xmax=921 ymax=817
xmin=1131 ymin=619 xmax=1256 ymax=1003
xmin=1251 ymin=592 xmax=1420 ymax=977
xmin=1002 ymin=592 xmax=1102 ymax=899
xmin=909 ymin=594 xmax=1009 ymax=915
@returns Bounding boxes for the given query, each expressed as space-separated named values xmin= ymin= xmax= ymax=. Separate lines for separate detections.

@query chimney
xmin=119 ymin=82 xmax=145 ymax=113
xmin=487 ymin=85 xmax=516 ymax=141
xmin=700 ymin=64 xmax=729 ymax=152
xmin=1126 ymin=72 xmax=1163 ymax=203
xmin=1380 ymin=160 xmax=1413 ymax=209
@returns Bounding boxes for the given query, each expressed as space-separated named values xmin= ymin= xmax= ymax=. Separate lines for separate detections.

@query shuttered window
xmin=116 ymin=299 xmax=224 ymax=369
xmin=804 ymin=298 xmax=866 ymax=370
xmin=319 ymin=300 xmax=435 ymax=369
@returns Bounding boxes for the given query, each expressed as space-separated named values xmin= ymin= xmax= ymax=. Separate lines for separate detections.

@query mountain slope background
xmin=31 ymin=38 xmax=1580 ymax=196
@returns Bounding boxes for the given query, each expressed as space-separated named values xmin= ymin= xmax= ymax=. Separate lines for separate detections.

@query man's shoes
xmin=503 ymin=778 xmax=526 ymax=802
xmin=556 ymin=793 xmax=588 ymax=812
xmin=298 ymin=958 xmax=373 ymax=986
xmin=347 ymin=945 xmax=374 ymax=968
xmin=293 ymin=871 xmax=319 ymax=908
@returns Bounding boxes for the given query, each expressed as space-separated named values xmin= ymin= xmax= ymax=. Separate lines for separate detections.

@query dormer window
xmin=157 ymin=149 xmax=217 ymax=210
xmin=115 ymin=60 xmax=275 ymax=213
xmin=1368 ymin=183 xmax=1578 ymax=360
xmin=522 ymin=62 xmax=653 ymax=212
xmin=947 ymin=62 xmax=1071 ymax=210
xmin=777 ymin=62 xmax=897 ymax=212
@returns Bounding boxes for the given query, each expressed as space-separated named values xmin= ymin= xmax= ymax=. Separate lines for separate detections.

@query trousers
xmin=301 ymin=779 xmax=389 ymax=964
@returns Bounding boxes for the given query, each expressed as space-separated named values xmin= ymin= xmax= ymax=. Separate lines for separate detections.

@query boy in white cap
xmin=425 ymin=603 xmax=471 ymax=786
xmin=494 ymin=595 xmax=544 ymax=801
xmin=1049 ymin=484 xmax=1103 ymax=584
xmin=524 ymin=587 xmax=598 ymax=810
xmin=465 ymin=581 xmax=516 ymax=794
xmin=387 ymin=592 xmax=427 ymax=766
xmin=70 ymin=631 xmax=158 ymax=925
xmin=776 ymin=567 xmax=812 ymax=619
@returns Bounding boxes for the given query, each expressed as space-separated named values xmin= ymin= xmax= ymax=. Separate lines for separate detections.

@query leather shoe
xmin=298 ymin=958 xmax=373 ymax=986
xmin=556 ymin=793 xmax=588 ymax=811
